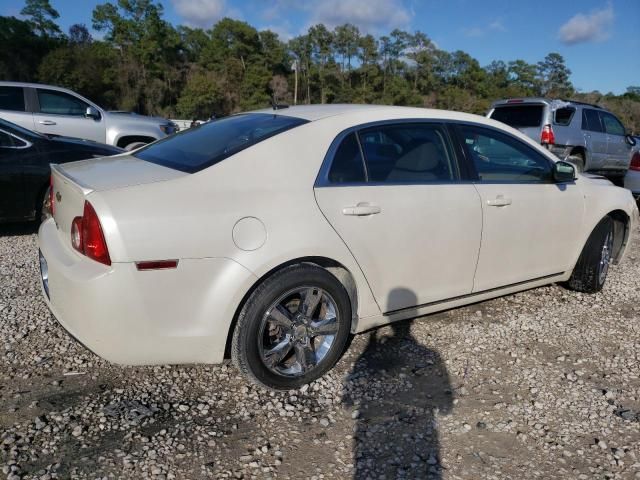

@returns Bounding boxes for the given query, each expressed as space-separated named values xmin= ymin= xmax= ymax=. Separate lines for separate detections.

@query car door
xmin=32 ymin=88 xmax=106 ymax=143
xmin=0 ymin=85 xmax=35 ymax=131
xmin=601 ymin=111 xmax=631 ymax=169
xmin=455 ymin=123 xmax=584 ymax=292
xmin=314 ymin=122 xmax=482 ymax=313
xmin=0 ymin=129 xmax=27 ymax=220
xmin=581 ymin=109 xmax=608 ymax=169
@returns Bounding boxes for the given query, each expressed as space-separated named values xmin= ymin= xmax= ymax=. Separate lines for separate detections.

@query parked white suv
xmin=0 ymin=82 xmax=177 ymax=150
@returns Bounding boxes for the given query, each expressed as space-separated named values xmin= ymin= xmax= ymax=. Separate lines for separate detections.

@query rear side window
xmin=554 ymin=107 xmax=575 ymax=126
xmin=0 ymin=86 xmax=25 ymax=112
xmin=359 ymin=124 xmax=456 ymax=182
xmin=0 ymin=131 xmax=13 ymax=147
xmin=328 ymin=133 xmax=366 ymax=183
xmin=134 ymin=113 xmax=308 ymax=173
xmin=601 ymin=112 xmax=625 ymax=136
xmin=582 ymin=109 xmax=603 ymax=133
xmin=490 ymin=105 xmax=544 ymax=128
xmin=37 ymin=89 xmax=89 ymax=116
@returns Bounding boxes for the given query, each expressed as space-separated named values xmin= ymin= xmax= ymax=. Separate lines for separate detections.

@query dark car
xmin=0 ymin=117 xmax=122 ymax=223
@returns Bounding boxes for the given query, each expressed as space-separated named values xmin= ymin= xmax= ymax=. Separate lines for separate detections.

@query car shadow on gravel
xmin=0 ymin=223 xmax=38 ymax=237
xmin=343 ymin=288 xmax=453 ymax=479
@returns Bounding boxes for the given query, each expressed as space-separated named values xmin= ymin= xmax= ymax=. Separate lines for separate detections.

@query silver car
xmin=0 ymin=82 xmax=177 ymax=150
xmin=488 ymin=98 xmax=636 ymax=180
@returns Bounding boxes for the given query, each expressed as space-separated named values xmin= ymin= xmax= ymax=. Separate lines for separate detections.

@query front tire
xmin=567 ymin=217 xmax=614 ymax=293
xmin=231 ymin=264 xmax=351 ymax=390
xmin=124 ymin=141 xmax=147 ymax=151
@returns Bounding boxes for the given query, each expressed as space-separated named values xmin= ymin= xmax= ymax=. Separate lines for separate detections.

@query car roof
xmin=252 ymin=104 xmax=490 ymax=123
xmin=0 ymin=81 xmax=74 ymax=92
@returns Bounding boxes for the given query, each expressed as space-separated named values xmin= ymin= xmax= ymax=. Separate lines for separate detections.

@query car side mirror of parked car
xmin=625 ymin=134 xmax=637 ymax=146
xmin=85 ymin=106 xmax=101 ymax=120
xmin=553 ymin=161 xmax=576 ymax=183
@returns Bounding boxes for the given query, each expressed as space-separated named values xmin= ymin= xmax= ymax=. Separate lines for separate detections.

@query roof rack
xmin=559 ymin=99 xmax=603 ymax=109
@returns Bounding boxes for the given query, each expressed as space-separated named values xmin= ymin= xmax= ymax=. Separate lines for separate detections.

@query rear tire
xmin=567 ymin=217 xmax=614 ymax=293
xmin=124 ymin=141 xmax=147 ymax=151
xmin=231 ymin=264 xmax=351 ymax=390
xmin=567 ymin=152 xmax=585 ymax=173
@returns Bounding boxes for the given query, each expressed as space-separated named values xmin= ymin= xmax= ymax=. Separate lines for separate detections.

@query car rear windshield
xmin=490 ymin=105 xmax=544 ymax=128
xmin=134 ymin=113 xmax=309 ymax=173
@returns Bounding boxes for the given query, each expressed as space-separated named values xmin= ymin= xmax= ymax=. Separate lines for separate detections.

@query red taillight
xmin=69 ymin=201 xmax=111 ymax=266
xmin=630 ymin=152 xmax=640 ymax=172
xmin=49 ymin=175 xmax=55 ymax=216
xmin=541 ymin=124 xmax=555 ymax=145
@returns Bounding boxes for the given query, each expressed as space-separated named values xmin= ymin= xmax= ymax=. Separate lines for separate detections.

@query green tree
xmin=537 ymin=52 xmax=573 ymax=97
xmin=20 ymin=0 xmax=61 ymax=37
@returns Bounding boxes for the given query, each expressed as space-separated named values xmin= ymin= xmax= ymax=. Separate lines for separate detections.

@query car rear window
xmin=490 ymin=105 xmax=544 ymax=128
xmin=0 ymin=86 xmax=25 ymax=112
xmin=134 ymin=113 xmax=308 ymax=173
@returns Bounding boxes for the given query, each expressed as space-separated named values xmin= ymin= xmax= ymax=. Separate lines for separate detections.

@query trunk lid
xmin=50 ymin=155 xmax=187 ymax=247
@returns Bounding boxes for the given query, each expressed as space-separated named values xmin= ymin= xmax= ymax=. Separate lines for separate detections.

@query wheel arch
xmin=116 ymin=135 xmax=157 ymax=149
xmin=608 ymin=209 xmax=630 ymax=264
xmin=223 ymin=256 xmax=360 ymax=359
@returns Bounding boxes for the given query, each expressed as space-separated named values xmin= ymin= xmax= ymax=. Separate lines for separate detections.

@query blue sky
xmin=3 ymin=0 xmax=639 ymax=94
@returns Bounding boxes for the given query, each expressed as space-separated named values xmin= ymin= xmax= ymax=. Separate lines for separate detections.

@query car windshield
xmin=134 ymin=113 xmax=308 ymax=173
xmin=490 ymin=105 xmax=544 ymax=128
xmin=0 ymin=117 xmax=45 ymax=141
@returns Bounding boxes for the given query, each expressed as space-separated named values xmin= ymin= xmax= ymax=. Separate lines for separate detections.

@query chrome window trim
xmin=0 ymin=129 xmax=33 ymax=150
xmin=315 ymin=118 xmax=560 ymax=188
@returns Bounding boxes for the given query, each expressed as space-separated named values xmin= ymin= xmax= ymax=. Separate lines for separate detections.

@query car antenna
xmin=270 ymin=96 xmax=289 ymax=110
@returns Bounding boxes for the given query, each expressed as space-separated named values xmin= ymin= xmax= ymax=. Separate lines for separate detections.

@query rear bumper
xmin=624 ymin=171 xmax=640 ymax=198
xmin=38 ymin=218 xmax=256 ymax=365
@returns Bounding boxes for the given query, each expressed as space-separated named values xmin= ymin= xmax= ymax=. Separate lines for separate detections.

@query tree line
xmin=2 ymin=0 xmax=639 ymax=132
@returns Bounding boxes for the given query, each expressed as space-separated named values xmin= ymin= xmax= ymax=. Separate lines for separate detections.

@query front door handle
xmin=487 ymin=195 xmax=512 ymax=207
xmin=342 ymin=203 xmax=381 ymax=216
xmin=38 ymin=120 xmax=56 ymax=126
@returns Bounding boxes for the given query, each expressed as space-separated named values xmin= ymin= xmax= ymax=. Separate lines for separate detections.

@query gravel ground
xmin=1 ymin=222 xmax=639 ymax=480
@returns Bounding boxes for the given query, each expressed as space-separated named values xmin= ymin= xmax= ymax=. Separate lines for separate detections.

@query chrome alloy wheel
xmin=258 ymin=286 xmax=340 ymax=377
xmin=598 ymin=229 xmax=613 ymax=284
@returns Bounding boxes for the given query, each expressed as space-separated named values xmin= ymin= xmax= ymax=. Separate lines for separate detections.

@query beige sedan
xmin=38 ymin=105 xmax=639 ymax=389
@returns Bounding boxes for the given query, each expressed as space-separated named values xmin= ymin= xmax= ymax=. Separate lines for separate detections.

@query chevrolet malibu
xmin=38 ymin=105 xmax=639 ymax=389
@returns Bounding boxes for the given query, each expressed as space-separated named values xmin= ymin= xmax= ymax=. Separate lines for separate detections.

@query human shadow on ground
xmin=343 ymin=288 xmax=453 ymax=479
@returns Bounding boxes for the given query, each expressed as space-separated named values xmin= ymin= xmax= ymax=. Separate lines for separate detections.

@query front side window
xmin=135 ymin=113 xmax=308 ymax=173
xmin=601 ymin=112 xmax=625 ymax=136
xmin=359 ymin=124 xmax=457 ymax=183
xmin=582 ymin=109 xmax=603 ymax=133
xmin=37 ymin=89 xmax=89 ymax=116
xmin=458 ymin=125 xmax=552 ymax=183
xmin=0 ymin=87 xmax=25 ymax=112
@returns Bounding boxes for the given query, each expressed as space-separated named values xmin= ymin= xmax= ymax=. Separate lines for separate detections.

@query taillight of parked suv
xmin=541 ymin=124 xmax=555 ymax=145
xmin=630 ymin=152 xmax=640 ymax=172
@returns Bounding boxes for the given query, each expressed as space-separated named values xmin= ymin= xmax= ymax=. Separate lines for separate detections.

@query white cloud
xmin=171 ymin=0 xmax=231 ymax=28
xmin=308 ymin=0 xmax=411 ymax=33
xmin=463 ymin=18 xmax=506 ymax=38
xmin=558 ymin=4 xmax=614 ymax=45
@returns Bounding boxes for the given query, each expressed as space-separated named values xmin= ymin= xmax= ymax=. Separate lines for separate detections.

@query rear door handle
xmin=487 ymin=195 xmax=512 ymax=207
xmin=39 ymin=120 xmax=56 ymax=126
xmin=342 ymin=203 xmax=381 ymax=216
